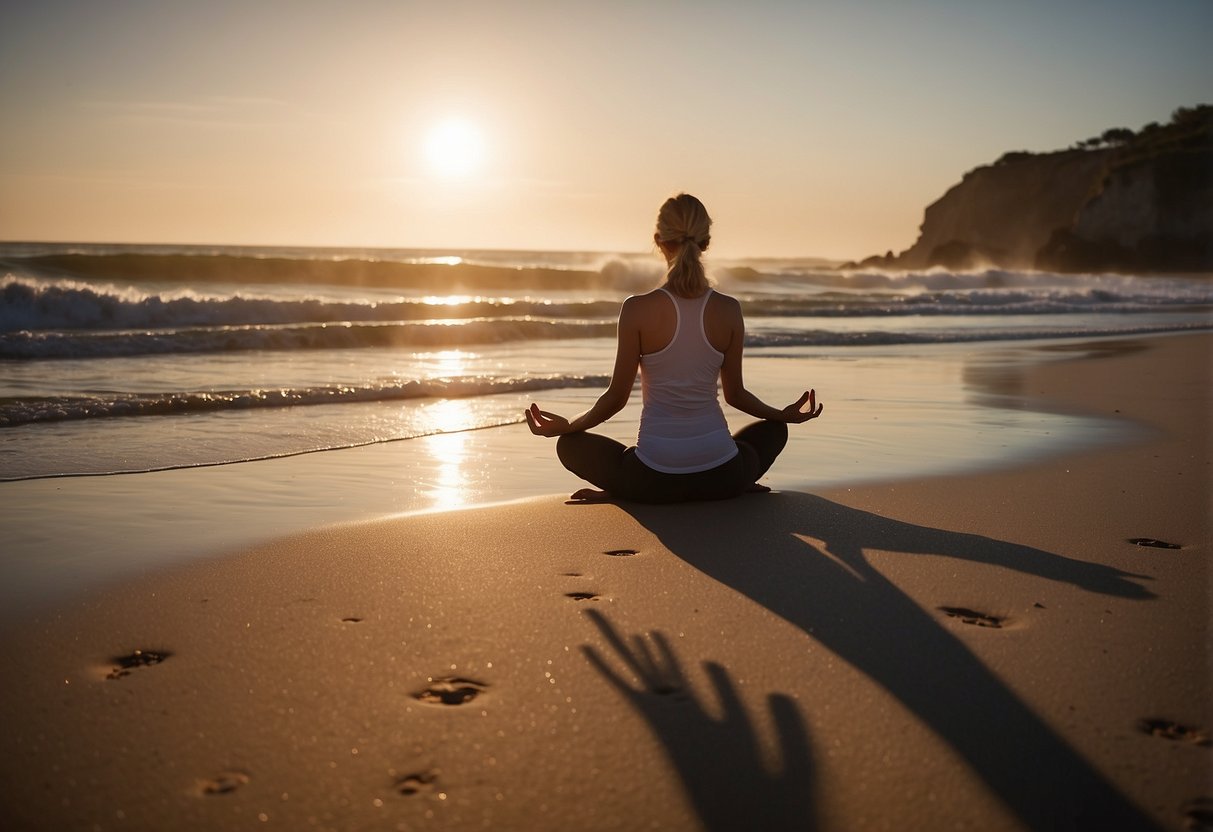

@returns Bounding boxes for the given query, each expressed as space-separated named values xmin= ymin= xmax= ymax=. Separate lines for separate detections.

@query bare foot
xmin=569 ymin=488 xmax=612 ymax=503
xmin=744 ymin=483 xmax=772 ymax=494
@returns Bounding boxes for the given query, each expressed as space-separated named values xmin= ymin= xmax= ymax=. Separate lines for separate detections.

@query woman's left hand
xmin=525 ymin=403 xmax=572 ymax=437
xmin=782 ymin=389 xmax=824 ymax=424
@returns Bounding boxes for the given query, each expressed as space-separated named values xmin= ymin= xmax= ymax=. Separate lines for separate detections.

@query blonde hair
xmin=654 ymin=193 xmax=712 ymax=297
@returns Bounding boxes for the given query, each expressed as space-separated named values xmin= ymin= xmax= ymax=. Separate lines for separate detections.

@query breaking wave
xmin=0 ymin=373 xmax=611 ymax=428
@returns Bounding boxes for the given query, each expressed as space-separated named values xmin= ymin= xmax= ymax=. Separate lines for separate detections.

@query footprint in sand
xmin=394 ymin=770 xmax=440 ymax=797
xmin=413 ymin=677 xmax=488 ymax=706
xmin=1128 ymin=538 xmax=1182 ymax=549
xmin=105 ymin=648 xmax=172 ymax=680
xmin=1181 ymin=797 xmax=1213 ymax=831
xmin=603 ymin=548 xmax=640 ymax=557
xmin=1138 ymin=718 xmax=1211 ymax=746
xmin=195 ymin=770 xmax=250 ymax=796
xmin=938 ymin=607 xmax=1005 ymax=628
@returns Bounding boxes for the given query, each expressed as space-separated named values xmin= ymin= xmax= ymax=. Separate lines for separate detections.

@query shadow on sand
xmin=589 ymin=491 xmax=1160 ymax=831
xmin=582 ymin=607 xmax=816 ymax=831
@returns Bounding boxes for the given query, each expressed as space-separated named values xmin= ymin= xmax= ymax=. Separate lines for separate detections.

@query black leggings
xmin=555 ymin=420 xmax=789 ymax=504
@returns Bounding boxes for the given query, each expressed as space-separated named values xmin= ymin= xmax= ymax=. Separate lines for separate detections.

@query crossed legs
xmin=555 ymin=420 xmax=789 ymax=504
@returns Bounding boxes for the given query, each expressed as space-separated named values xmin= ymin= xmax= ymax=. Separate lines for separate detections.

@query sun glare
xmin=423 ymin=119 xmax=486 ymax=179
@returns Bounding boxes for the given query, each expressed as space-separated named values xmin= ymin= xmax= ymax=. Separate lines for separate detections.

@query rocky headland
xmin=847 ymin=105 xmax=1212 ymax=273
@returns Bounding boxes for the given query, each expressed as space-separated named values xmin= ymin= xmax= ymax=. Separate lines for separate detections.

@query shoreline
xmin=0 ymin=331 xmax=1208 ymax=829
xmin=0 ymin=334 xmax=1176 ymax=620
xmin=7 ymin=330 xmax=1181 ymax=485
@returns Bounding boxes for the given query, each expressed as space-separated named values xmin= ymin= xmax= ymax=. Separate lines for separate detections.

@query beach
xmin=4 ymin=0 xmax=1211 ymax=827
xmin=0 ymin=330 xmax=1208 ymax=831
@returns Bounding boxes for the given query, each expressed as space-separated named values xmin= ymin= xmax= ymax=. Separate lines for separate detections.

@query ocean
xmin=2 ymin=242 xmax=1211 ymax=483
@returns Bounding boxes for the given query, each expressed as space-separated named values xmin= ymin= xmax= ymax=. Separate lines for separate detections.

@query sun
xmin=423 ymin=118 xmax=486 ymax=179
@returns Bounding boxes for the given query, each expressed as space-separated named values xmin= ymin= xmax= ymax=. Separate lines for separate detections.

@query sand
xmin=0 ymin=333 xmax=1208 ymax=831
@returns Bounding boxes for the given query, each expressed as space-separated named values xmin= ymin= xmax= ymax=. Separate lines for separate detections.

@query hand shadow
xmin=620 ymin=491 xmax=1162 ymax=831
xmin=582 ymin=607 xmax=815 ymax=832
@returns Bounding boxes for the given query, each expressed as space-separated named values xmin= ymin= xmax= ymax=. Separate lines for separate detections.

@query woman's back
xmin=631 ymin=288 xmax=735 ymax=355
xmin=634 ymin=288 xmax=738 ymax=473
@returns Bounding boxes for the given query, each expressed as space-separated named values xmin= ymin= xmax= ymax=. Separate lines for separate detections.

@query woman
xmin=525 ymin=193 xmax=823 ymax=503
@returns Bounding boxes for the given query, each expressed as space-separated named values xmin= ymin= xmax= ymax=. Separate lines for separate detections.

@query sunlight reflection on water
xmin=418 ymin=400 xmax=475 ymax=511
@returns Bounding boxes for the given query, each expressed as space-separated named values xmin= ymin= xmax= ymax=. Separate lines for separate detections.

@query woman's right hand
xmin=782 ymin=389 xmax=823 ymax=424
xmin=525 ymin=403 xmax=573 ymax=437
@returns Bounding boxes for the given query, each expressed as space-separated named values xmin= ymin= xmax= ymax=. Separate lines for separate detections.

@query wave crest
xmin=0 ymin=274 xmax=625 ymax=333
xmin=0 ymin=317 xmax=617 ymax=359
xmin=7 ymin=251 xmax=658 ymax=295
xmin=0 ymin=373 xmax=611 ymax=428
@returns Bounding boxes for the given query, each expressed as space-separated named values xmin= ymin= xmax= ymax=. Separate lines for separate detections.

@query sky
xmin=1 ymin=0 xmax=1210 ymax=260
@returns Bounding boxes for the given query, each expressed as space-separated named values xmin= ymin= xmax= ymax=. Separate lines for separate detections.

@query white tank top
xmin=634 ymin=289 xmax=739 ymax=473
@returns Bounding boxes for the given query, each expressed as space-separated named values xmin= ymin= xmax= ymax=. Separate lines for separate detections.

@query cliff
xmin=850 ymin=105 xmax=1212 ymax=273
